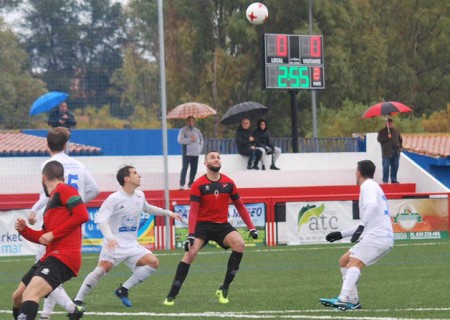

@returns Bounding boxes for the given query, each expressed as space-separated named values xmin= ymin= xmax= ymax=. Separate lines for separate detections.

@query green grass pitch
xmin=1 ymin=239 xmax=450 ymax=319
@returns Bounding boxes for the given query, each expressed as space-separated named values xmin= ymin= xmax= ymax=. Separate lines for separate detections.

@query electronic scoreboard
xmin=263 ymin=34 xmax=325 ymax=90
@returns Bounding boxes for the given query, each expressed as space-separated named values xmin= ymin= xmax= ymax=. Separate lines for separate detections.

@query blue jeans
xmin=382 ymin=153 xmax=400 ymax=183
xmin=180 ymin=155 xmax=199 ymax=186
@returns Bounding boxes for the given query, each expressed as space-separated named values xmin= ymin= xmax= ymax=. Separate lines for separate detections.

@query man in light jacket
xmin=177 ymin=116 xmax=204 ymax=190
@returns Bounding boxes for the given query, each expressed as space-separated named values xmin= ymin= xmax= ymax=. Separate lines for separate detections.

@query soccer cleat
xmin=319 ymin=297 xmax=339 ymax=308
xmin=333 ymin=299 xmax=362 ymax=311
xmin=163 ymin=297 xmax=175 ymax=306
xmin=114 ymin=285 xmax=132 ymax=307
xmin=67 ymin=304 xmax=86 ymax=319
xmin=216 ymin=287 xmax=229 ymax=304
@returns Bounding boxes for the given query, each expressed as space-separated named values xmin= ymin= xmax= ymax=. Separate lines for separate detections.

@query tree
xmin=22 ymin=0 xmax=126 ymax=110
xmin=0 ymin=19 xmax=46 ymax=129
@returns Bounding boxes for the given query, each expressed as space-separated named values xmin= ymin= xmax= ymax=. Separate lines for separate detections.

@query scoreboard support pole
xmin=289 ymin=90 xmax=299 ymax=153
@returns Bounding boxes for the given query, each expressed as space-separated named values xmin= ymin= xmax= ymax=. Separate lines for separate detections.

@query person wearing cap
xmin=177 ymin=116 xmax=204 ymax=190
xmin=377 ymin=118 xmax=403 ymax=183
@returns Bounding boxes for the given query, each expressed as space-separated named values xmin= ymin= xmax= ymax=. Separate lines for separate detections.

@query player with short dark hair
xmin=163 ymin=150 xmax=259 ymax=306
xmin=28 ymin=127 xmax=99 ymax=319
xmin=12 ymin=161 xmax=89 ymax=320
xmin=73 ymin=165 xmax=182 ymax=308
xmin=319 ymin=160 xmax=394 ymax=311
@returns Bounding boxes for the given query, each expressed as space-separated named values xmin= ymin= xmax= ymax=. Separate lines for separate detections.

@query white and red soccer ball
xmin=246 ymin=2 xmax=268 ymax=25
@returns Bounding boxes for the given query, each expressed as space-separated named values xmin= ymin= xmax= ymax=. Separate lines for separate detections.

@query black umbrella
xmin=220 ymin=101 xmax=268 ymax=125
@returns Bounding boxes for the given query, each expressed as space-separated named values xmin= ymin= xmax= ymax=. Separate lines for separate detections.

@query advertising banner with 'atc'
xmin=286 ymin=201 xmax=355 ymax=245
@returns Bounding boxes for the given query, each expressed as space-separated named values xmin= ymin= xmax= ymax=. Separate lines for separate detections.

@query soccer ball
xmin=246 ymin=2 xmax=268 ymax=25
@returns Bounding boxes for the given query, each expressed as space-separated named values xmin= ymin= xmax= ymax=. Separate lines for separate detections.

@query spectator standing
xmin=235 ymin=118 xmax=262 ymax=170
xmin=377 ymin=119 xmax=402 ymax=183
xmin=177 ymin=116 xmax=204 ymax=190
xmin=253 ymin=119 xmax=281 ymax=170
xmin=48 ymin=102 xmax=77 ymax=129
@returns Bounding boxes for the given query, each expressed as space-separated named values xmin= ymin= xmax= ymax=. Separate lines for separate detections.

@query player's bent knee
xmin=230 ymin=240 xmax=245 ymax=252
xmin=12 ymin=290 xmax=22 ymax=307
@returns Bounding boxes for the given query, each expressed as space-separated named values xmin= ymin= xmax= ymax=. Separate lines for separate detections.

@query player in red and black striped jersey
xmin=12 ymin=161 xmax=89 ymax=320
xmin=164 ymin=150 xmax=259 ymax=306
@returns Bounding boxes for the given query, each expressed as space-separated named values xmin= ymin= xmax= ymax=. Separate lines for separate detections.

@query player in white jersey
xmin=319 ymin=160 xmax=394 ymax=311
xmin=28 ymin=127 xmax=99 ymax=320
xmin=73 ymin=165 xmax=182 ymax=307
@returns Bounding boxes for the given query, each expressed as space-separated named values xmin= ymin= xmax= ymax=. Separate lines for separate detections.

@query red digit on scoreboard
xmin=310 ymin=36 xmax=322 ymax=58
xmin=276 ymin=35 xmax=288 ymax=57
xmin=313 ymin=67 xmax=321 ymax=81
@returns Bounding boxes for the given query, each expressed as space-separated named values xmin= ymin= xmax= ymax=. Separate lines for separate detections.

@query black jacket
xmin=235 ymin=125 xmax=254 ymax=156
xmin=48 ymin=109 xmax=77 ymax=129
xmin=253 ymin=119 xmax=274 ymax=149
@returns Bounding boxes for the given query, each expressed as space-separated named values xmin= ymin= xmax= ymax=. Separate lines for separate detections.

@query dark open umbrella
xmin=220 ymin=101 xmax=268 ymax=125
xmin=29 ymin=91 xmax=69 ymax=116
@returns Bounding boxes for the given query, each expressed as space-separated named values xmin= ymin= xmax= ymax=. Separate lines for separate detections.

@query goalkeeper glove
xmin=184 ymin=234 xmax=195 ymax=252
xmin=325 ymin=231 xmax=343 ymax=243
xmin=249 ymin=229 xmax=259 ymax=239
xmin=351 ymin=225 xmax=364 ymax=243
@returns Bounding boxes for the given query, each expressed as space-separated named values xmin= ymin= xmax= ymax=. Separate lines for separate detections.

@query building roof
xmin=0 ymin=131 xmax=102 ymax=156
xmin=402 ymin=133 xmax=450 ymax=158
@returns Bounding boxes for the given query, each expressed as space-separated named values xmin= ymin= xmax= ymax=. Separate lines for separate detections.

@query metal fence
xmin=203 ymin=136 xmax=366 ymax=154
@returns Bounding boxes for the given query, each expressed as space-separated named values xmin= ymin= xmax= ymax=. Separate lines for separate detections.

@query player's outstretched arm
xmin=233 ymin=198 xmax=255 ymax=230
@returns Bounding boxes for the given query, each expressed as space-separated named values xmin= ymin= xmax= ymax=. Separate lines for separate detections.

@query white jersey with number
xmin=94 ymin=189 xmax=152 ymax=249
xmin=359 ymin=179 xmax=394 ymax=240
xmin=31 ymin=151 xmax=99 ymax=223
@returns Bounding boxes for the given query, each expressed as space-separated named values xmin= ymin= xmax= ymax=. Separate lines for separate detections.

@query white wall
xmin=1 ymin=133 xmax=447 ymax=195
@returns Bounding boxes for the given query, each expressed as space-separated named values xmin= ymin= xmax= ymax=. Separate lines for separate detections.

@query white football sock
xmin=40 ymin=295 xmax=56 ymax=319
xmin=339 ymin=266 xmax=361 ymax=303
xmin=122 ymin=265 xmax=156 ymax=290
xmin=75 ymin=266 xmax=107 ymax=302
xmin=340 ymin=267 xmax=347 ymax=280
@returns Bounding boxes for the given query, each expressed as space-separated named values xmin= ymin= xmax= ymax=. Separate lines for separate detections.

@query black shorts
xmin=195 ymin=222 xmax=237 ymax=249
xmin=21 ymin=256 xmax=75 ymax=291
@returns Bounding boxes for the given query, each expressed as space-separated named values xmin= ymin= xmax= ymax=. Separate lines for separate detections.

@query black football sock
xmin=222 ymin=251 xmax=243 ymax=290
xmin=167 ymin=261 xmax=190 ymax=298
xmin=18 ymin=300 xmax=39 ymax=320
xmin=12 ymin=306 xmax=19 ymax=320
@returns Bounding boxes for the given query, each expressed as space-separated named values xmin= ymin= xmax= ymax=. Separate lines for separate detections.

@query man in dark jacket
xmin=235 ymin=118 xmax=262 ymax=170
xmin=48 ymin=102 xmax=77 ymax=129
xmin=377 ymin=119 xmax=402 ymax=183
xmin=253 ymin=119 xmax=281 ymax=170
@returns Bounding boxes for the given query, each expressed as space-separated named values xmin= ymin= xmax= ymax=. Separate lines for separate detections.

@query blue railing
xmin=204 ymin=136 xmax=366 ymax=154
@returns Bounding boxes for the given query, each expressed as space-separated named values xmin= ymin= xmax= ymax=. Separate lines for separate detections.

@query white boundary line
xmin=2 ymin=308 xmax=450 ymax=319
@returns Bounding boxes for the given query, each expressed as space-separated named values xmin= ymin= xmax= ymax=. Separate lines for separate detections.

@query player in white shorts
xmin=28 ymin=127 xmax=99 ymax=320
xmin=320 ymin=160 xmax=394 ymax=311
xmin=73 ymin=165 xmax=182 ymax=307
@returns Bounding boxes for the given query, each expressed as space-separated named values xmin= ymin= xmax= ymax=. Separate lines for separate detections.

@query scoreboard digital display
xmin=263 ymin=34 xmax=325 ymax=90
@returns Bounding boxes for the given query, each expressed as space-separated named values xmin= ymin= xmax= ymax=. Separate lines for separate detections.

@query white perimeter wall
xmin=1 ymin=133 xmax=447 ymax=195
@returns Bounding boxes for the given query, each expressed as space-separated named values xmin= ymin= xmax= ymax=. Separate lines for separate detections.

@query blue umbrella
xmin=29 ymin=91 xmax=69 ymax=116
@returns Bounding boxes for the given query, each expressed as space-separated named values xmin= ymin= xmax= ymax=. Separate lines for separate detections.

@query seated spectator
xmin=253 ymin=119 xmax=281 ymax=170
xmin=235 ymin=118 xmax=262 ymax=170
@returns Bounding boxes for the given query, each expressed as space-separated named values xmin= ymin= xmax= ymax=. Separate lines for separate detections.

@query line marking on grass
xmin=2 ymin=308 xmax=450 ymax=319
